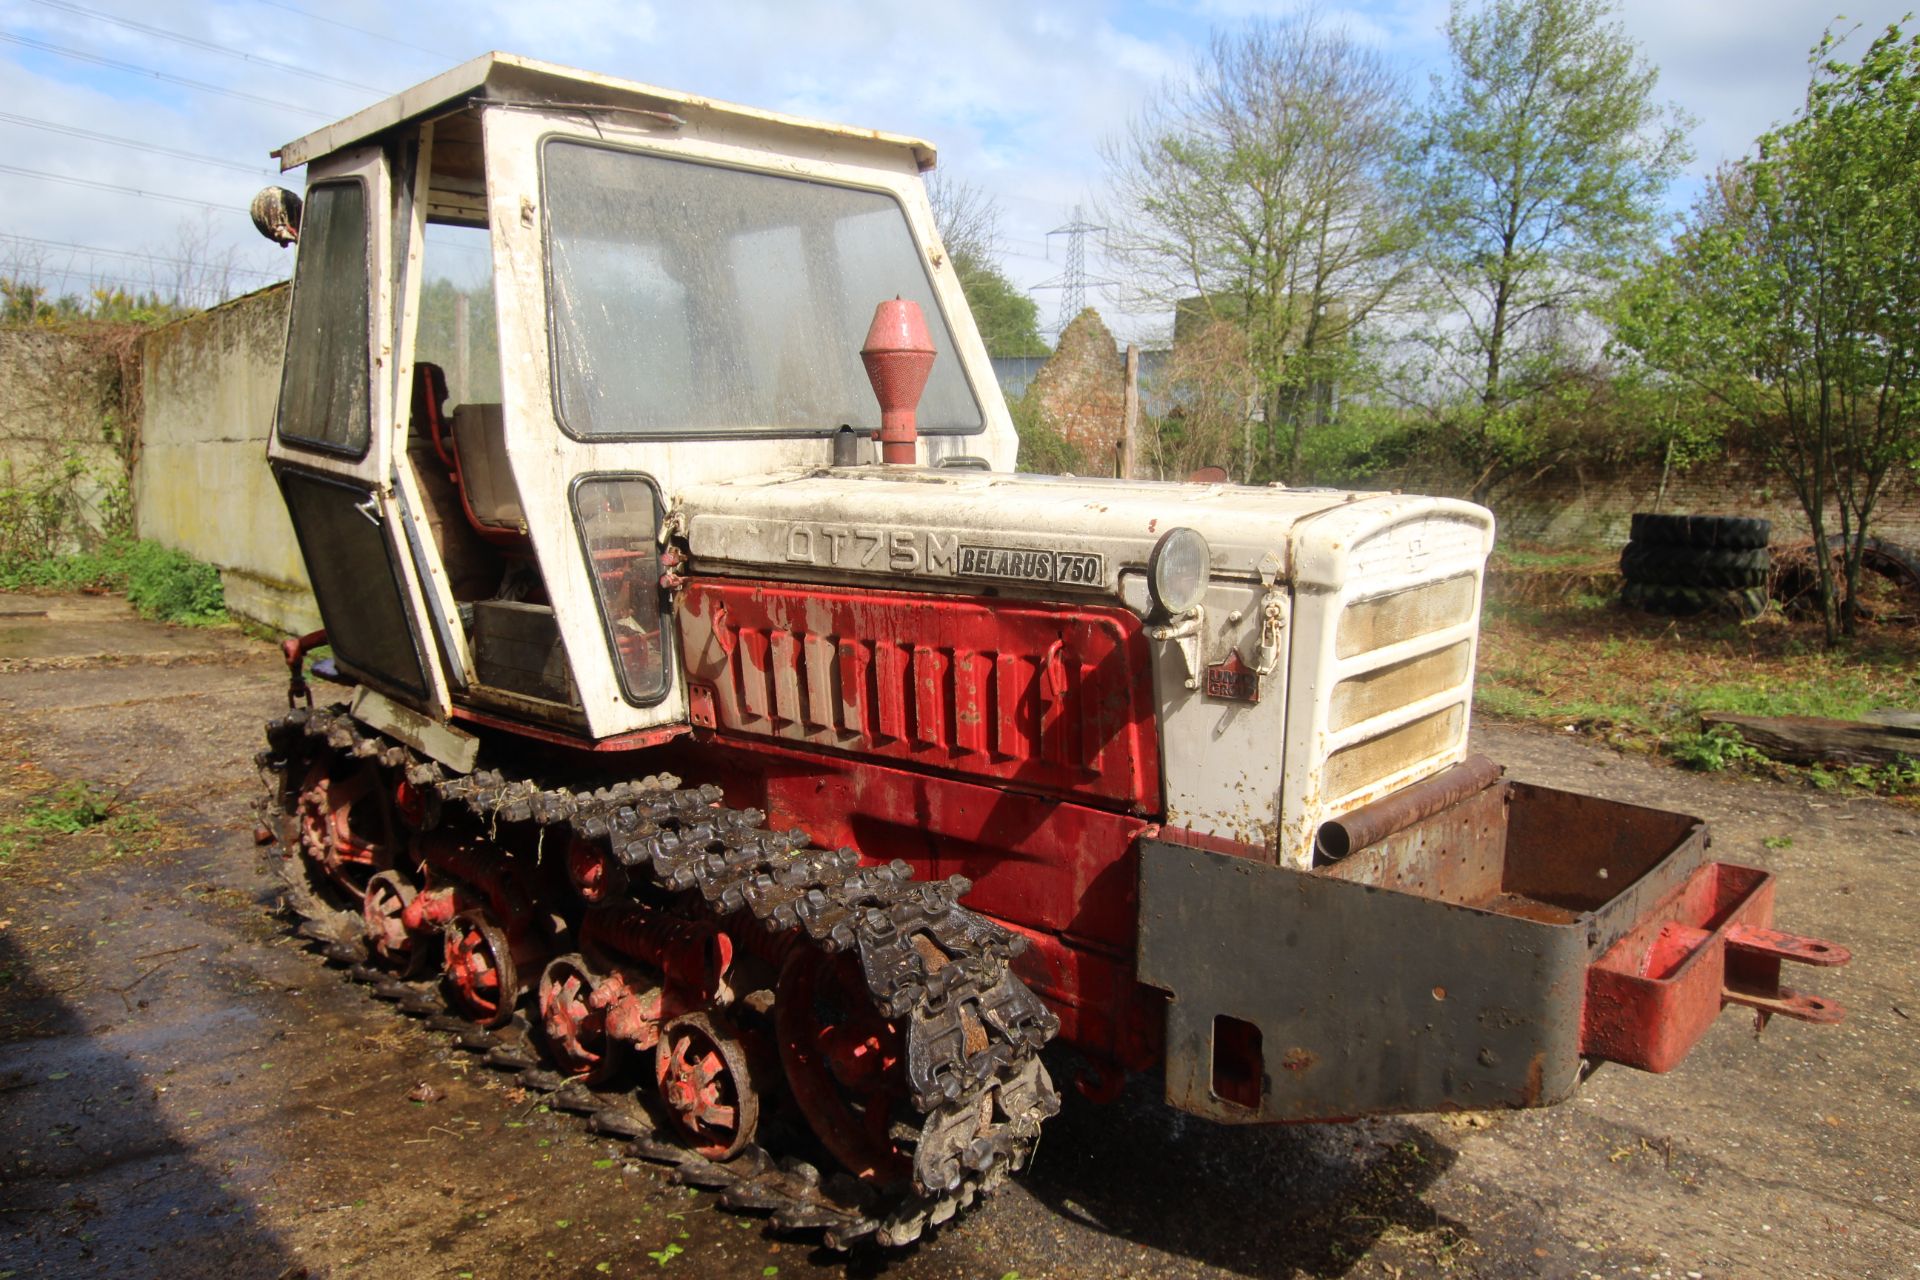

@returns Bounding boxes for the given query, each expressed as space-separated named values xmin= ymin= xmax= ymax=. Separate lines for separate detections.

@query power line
xmin=0 ymin=161 xmax=251 ymax=216
xmin=0 ymin=31 xmax=333 ymax=118
xmin=27 ymin=0 xmax=394 ymax=96
xmin=0 ymin=232 xmax=284 ymax=280
xmin=251 ymin=0 xmax=444 ymax=61
xmin=6 ymin=263 xmax=237 ymax=302
xmin=0 ymin=111 xmax=273 ymax=176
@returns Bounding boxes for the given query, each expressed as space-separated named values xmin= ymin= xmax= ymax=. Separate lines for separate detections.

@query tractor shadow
xmin=1014 ymin=1057 xmax=1470 ymax=1279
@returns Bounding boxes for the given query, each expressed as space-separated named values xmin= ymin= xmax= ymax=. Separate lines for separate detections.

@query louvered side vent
xmin=1318 ymin=572 xmax=1480 ymax=805
xmin=678 ymin=581 xmax=1161 ymax=810
xmin=1284 ymin=511 xmax=1492 ymax=865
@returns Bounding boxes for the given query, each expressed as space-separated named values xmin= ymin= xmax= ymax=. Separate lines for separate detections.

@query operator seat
xmin=408 ymin=361 xmax=530 ymax=550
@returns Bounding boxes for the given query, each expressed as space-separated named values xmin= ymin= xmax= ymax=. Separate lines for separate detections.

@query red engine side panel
xmin=678 ymin=580 xmax=1161 ymax=811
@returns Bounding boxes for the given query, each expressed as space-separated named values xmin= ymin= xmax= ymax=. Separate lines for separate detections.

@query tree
xmin=1105 ymin=13 xmax=1419 ymax=483
xmin=1616 ymin=25 xmax=1920 ymax=644
xmin=1416 ymin=0 xmax=1690 ymax=502
xmin=926 ymin=172 xmax=1049 ymax=358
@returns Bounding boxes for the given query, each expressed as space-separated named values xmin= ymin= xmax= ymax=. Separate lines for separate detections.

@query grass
xmin=0 ymin=538 xmax=226 ymax=625
xmin=1475 ymin=593 xmax=1920 ymax=797
xmin=0 ymin=776 xmax=159 ymax=869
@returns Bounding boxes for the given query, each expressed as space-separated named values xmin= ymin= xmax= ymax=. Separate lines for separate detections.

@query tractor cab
xmin=261 ymin=53 xmax=1012 ymax=743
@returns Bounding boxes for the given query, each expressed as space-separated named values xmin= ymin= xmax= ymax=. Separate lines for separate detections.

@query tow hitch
xmin=1583 ymin=861 xmax=1849 ymax=1073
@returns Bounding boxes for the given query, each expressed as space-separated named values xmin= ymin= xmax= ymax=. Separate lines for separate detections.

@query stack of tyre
xmin=1619 ymin=513 xmax=1771 ymax=618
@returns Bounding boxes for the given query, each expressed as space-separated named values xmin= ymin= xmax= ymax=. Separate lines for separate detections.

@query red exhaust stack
xmin=860 ymin=298 xmax=935 ymax=465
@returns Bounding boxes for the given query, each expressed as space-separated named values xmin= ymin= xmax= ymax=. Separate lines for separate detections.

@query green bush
xmin=0 ymin=538 xmax=225 ymax=625
xmin=123 ymin=541 xmax=225 ymax=624
xmin=1010 ymin=392 xmax=1086 ymax=474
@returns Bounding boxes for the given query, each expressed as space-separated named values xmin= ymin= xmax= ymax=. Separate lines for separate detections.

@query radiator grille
xmin=1324 ymin=704 xmax=1466 ymax=799
xmin=678 ymin=581 xmax=1160 ymax=809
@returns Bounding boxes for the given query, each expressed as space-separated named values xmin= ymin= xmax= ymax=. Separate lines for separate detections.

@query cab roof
xmin=273 ymin=51 xmax=938 ymax=174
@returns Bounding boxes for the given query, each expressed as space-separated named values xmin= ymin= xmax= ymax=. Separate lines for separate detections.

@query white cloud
xmin=2 ymin=0 xmax=1914 ymax=338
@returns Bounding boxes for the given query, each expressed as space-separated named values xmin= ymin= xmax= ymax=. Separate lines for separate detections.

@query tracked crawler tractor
xmin=250 ymin=54 xmax=1850 ymax=1248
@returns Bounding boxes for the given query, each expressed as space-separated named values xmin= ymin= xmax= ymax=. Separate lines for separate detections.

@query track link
xmin=257 ymin=705 xmax=1060 ymax=1248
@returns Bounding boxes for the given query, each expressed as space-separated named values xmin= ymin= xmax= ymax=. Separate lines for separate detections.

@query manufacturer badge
xmin=1205 ymin=650 xmax=1259 ymax=702
xmin=956 ymin=545 xmax=1103 ymax=586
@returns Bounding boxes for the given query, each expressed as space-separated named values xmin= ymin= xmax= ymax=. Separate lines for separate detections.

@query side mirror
xmin=250 ymin=186 xmax=303 ymax=246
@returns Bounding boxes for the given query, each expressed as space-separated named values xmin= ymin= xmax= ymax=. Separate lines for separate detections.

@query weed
xmin=21 ymin=781 xmax=118 ymax=833
xmin=0 ymin=779 xmax=156 ymax=866
xmin=1 ymin=537 xmax=225 ymax=624
xmin=1492 ymin=545 xmax=1598 ymax=570
xmin=1667 ymin=726 xmax=1768 ymax=773
xmin=1763 ymin=835 xmax=1794 ymax=849
xmin=122 ymin=540 xmax=225 ymax=623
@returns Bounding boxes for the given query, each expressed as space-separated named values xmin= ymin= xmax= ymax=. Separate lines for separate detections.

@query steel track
xmin=257 ymin=705 xmax=1060 ymax=1248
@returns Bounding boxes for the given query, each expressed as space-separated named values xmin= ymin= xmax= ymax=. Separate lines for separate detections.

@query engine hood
xmin=673 ymin=467 xmax=1490 ymax=603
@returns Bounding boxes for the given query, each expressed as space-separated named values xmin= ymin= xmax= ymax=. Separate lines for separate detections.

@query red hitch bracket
xmin=281 ymin=627 xmax=326 ymax=708
xmin=1581 ymin=861 xmax=1849 ymax=1073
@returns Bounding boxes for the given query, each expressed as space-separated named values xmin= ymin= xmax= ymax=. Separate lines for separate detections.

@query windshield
xmin=542 ymin=139 xmax=982 ymax=438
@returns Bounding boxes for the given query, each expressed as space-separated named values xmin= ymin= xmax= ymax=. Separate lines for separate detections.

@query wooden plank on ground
xmin=1701 ymin=711 xmax=1920 ymax=765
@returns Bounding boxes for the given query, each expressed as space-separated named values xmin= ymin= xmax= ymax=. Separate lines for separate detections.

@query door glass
xmin=278 ymin=181 xmax=372 ymax=455
xmin=573 ymin=476 xmax=668 ymax=702
xmin=278 ymin=470 xmax=428 ymax=698
xmin=416 ymin=222 xmax=501 ymax=411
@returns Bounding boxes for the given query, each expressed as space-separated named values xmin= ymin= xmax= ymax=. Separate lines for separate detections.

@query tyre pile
xmin=1618 ymin=513 xmax=1771 ymax=619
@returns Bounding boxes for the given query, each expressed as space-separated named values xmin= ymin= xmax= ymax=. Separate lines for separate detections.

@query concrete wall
xmin=0 ymin=326 xmax=132 ymax=547
xmin=134 ymin=283 xmax=318 ymax=633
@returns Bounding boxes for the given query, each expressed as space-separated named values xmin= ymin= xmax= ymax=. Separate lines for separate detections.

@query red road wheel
xmin=775 ymin=949 xmax=911 ymax=1184
xmin=540 ymin=953 xmax=622 ymax=1084
xmin=443 ymin=908 xmax=521 ymax=1027
xmin=362 ymin=870 xmax=430 ymax=974
xmin=654 ymin=1012 xmax=758 ymax=1160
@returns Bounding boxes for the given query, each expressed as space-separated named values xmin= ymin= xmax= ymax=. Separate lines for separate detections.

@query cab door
xmin=267 ymin=144 xmax=451 ymax=716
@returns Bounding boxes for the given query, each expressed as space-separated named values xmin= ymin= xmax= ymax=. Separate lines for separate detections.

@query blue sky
xmin=1 ymin=0 xmax=1911 ymax=340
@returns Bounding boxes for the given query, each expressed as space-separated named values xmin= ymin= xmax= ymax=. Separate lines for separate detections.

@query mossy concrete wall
xmin=0 ymin=326 xmax=135 ymax=546
xmin=134 ymin=283 xmax=318 ymax=633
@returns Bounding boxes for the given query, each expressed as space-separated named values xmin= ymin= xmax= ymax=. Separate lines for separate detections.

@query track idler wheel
xmin=443 ymin=908 xmax=537 ymax=1027
xmin=655 ymin=1012 xmax=759 ymax=1160
xmin=293 ymin=757 xmax=398 ymax=902
xmin=776 ymin=949 xmax=911 ymax=1185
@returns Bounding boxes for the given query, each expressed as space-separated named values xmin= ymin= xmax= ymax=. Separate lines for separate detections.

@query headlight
xmin=1148 ymin=527 xmax=1209 ymax=615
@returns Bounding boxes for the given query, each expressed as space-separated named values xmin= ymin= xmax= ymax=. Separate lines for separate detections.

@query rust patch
xmin=1280 ymin=1046 xmax=1316 ymax=1073
xmin=1522 ymin=1052 xmax=1547 ymax=1106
